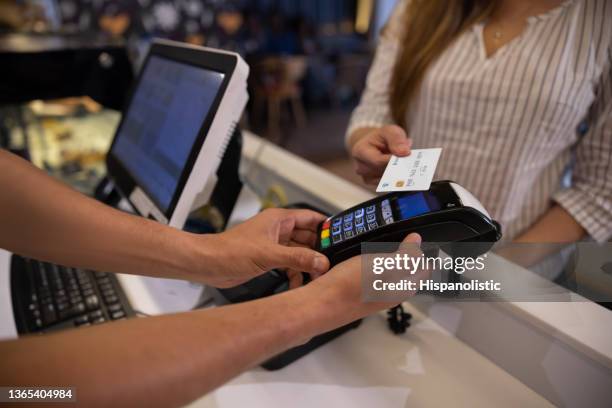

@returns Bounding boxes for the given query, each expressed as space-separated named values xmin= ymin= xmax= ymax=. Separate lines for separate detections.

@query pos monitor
xmin=106 ymin=39 xmax=249 ymax=228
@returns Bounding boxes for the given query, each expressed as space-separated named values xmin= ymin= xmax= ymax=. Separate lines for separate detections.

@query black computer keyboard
xmin=10 ymin=255 xmax=134 ymax=334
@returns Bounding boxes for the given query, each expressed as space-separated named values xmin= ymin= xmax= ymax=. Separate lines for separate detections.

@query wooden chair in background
xmin=251 ymin=56 xmax=307 ymax=143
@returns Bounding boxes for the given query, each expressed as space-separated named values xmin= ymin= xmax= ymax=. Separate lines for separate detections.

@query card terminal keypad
xmin=320 ymin=199 xmax=395 ymax=248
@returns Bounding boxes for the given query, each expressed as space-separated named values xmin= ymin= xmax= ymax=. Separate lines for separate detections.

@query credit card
xmin=376 ymin=148 xmax=442 ymax=192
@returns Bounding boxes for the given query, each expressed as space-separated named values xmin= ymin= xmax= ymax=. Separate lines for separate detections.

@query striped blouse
xmin=347 ymin=0 xmax=612 ymax=242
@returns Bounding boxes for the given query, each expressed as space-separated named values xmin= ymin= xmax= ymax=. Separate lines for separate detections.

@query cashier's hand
xmin=349 ymin=125 xmax=411 ymax=185
xmin=203 ymin=208 xmax=330 ymax=288
xmin=290 ymin=232 xmax=425 ymax=344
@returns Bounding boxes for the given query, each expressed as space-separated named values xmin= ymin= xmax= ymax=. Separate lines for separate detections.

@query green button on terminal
xmin=321 ymin=238 xmax=331 ymax=248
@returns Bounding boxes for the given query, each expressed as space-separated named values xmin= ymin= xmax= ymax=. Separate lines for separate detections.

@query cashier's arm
xmin=0 ymin=251 xmax=420 ymax=407
xmin=0 ymin=149 xmax=331 ymax=288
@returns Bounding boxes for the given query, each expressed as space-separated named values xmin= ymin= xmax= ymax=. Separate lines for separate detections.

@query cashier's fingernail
xmin=314 ymin=255 xmax=328 ymax=272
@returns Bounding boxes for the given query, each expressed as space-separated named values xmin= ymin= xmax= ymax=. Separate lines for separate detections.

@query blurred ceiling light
xmin=355 ymin=0 xmax=373 ymax=34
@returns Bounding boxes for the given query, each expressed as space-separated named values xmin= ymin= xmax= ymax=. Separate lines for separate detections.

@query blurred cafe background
xmin=0 ymin=0 xmax=399 ymax=192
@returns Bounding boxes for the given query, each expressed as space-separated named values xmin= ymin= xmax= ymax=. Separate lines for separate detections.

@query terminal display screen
xmin=394 ymin=192 xmax=441 ymax=220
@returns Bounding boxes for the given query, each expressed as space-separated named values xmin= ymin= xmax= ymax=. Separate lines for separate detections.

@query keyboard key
xmin=72 ymin=302 xmax=86 ymax=315
xmin=41 ymin=303 xmax=57 ymax=325
xmin=85 ymin=295 xmax=99 ymax=310
xmin=332 ymin=217 xmax=342 ymax=227
xmin=356 ymin=226 xmax=366 ymax=234
xmin=111 ymin=310 xmax=125 ymax=320
xmin=108 ymin=303 xmax=122 ymax=313
xmin=354 ymin=208 xmax=364 ymax=218
xmin=102 ymin=289 xmax=115 ymax=298
xmin=89 ymin=310 xmax=103 ymax=319
xmin=345 ymin=230 xmax=354 ymax=239
xmin=55 ymin=295 xmax=68 ymax=305
xmin=35 ymin=265 xmax=49 ymax=288
xmin=343 ymin=222 xmax=353 ymax=232
xmin=355 ymin=216 xmax=364 ymax=227
xmin=96 ymin=277 xmax=111 ymax=285
xmin=368 ymin=222 xmax=378 ymax=230
xmin=74 ymin=315 xmax=89 ymax=326
xmin=366 ymin=213 xmax=376 ymax=223
xmin=366 ymin=205 xmax=376 ymax=214
xmin=56 ymin=302 xmax=69 ymax=312
xmin=332 ymin=234 xmax=342 ymax=244
xmin=104 ymin=295 xmax=118 ymax=304
xmin=70 ymin=296 xmax=83 ymax=305
xmin=92 ymin=317 xmax=106 ymax=324
xmin=343 ymin=213 xmax=353 ymax=223
xmin=99 ymin=283 xmax=113 ymax=292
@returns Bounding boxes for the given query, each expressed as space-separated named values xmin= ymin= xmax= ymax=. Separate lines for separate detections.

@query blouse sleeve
xmin=345 ymin=0 xmax=409 ymax=144
xmin=553 ymin=51 xmax=612 ymax=242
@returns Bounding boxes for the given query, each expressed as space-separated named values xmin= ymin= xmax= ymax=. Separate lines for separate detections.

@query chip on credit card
xmin=376 ymin=148 xmax=442 ymax=192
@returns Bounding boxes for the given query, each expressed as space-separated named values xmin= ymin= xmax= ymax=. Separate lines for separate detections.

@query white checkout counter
xmin=114 ymin=132 xmax=612 ymax=408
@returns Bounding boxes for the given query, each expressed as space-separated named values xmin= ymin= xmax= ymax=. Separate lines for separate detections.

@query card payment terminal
xmin=316 ymin=181 xmax=502 ymax=266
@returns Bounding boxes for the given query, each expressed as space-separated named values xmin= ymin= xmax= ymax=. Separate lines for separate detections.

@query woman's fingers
xmin=363 ymin=175 xmax=381 ymax=185
xmin=379 ymin=125 xmax=411 ymax=156
xmin=353 ymin=145 xmax=391 ymax=169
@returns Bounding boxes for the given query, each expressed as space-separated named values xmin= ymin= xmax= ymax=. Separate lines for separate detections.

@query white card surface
xmin=376 ymin=148 xmax=442 ymax=192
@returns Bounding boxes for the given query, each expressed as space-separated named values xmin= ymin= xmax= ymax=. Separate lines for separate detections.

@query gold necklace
xmin=489 ymin=3 xmax=542 ymax=43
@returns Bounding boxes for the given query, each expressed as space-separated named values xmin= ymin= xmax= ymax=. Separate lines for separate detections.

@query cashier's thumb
xmin=271 ymin=245 xmax=330 ymax=275
xmin=402 ymin=233 xmax=422 ymax=245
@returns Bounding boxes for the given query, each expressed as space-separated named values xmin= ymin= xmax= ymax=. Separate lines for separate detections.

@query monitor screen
xmin=395 ymin=192 xmax=441 ymax=220
xmin=111 ymin=55 xmax=225 ymax=213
